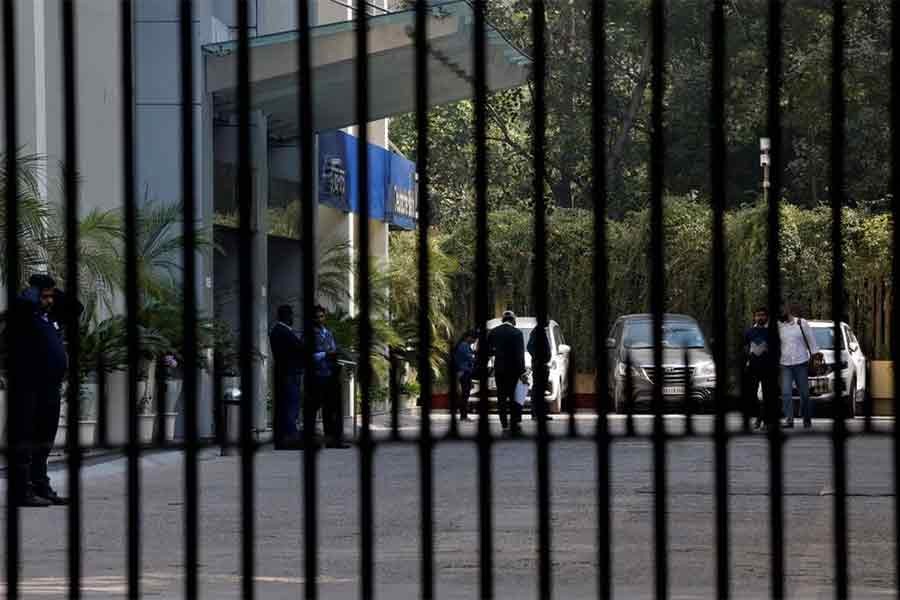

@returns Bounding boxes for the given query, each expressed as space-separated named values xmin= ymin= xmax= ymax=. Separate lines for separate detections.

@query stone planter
xmin=54 ymin=419 xmax=67 ymax=448
xmin=162 ymin=379 xmax=182 ymax=440
xmin=138 ymin=414 xmax=156 ymax=444
xmin=870 ymin=360 xmax=894 ymax=416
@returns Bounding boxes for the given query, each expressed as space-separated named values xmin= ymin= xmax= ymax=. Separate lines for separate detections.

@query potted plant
xmin=136 ymin=390 xmax=156 ymax=443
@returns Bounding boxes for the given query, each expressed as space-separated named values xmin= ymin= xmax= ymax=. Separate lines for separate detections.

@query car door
xmin=552 ymin=323 xmax=568 ymax=395
xmin=607 ymin=321 xmax=623 ymax=395
xmin=844 ymin=325 xmax=866 ymax=392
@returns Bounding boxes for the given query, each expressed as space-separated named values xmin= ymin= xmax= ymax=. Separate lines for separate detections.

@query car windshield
xmin=812 ymin=327 xmax=836 ymax=350
xmin=623 ymin=321 xmax=706 ymax=349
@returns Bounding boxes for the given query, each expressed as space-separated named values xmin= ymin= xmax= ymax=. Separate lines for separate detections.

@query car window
xmin=623 ymin=321 xmax=705 ymax=349
xmin=610 ymin=322 xmax=623 ymax=346
xmin=553 ymin=324 xmax=564 ymax=348
xmin=812 ymin=327 xmax=835 ymax=350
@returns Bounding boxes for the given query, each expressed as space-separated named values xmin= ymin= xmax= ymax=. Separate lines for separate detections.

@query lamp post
xmin=760 ymin=137 xmax=771 ymax=204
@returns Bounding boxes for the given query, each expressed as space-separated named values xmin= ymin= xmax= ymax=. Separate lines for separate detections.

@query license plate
xmin=663 ymin=386 xmax=685 ymax=396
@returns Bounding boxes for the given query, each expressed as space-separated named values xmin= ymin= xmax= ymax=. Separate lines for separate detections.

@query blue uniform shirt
xmin=454 ymin=340 xmax=475 ymax=375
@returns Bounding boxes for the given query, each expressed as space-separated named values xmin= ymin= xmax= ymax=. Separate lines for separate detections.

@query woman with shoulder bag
xmin=777 ymin=301 xmax=823 ymax=429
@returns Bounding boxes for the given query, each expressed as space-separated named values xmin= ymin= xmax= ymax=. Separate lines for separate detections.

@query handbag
xmin=798 ymin=319 xmax=826 ymax=376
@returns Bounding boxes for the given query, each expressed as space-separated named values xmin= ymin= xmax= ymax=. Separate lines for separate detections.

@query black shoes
xmin=14 ymin=491 xmax=52 ymax=508
xmin=36 ymin=488 xmax=69 ymax=506
xmin=803 ymin=419 xmax=813 ymax=429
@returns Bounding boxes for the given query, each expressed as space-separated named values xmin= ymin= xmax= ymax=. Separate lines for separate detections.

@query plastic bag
xmin=514 ymin=381 xmax=528 ymax=406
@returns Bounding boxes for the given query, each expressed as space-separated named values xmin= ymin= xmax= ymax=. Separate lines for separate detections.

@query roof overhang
xmin=203 ymin=1 xmax=531 ymax=137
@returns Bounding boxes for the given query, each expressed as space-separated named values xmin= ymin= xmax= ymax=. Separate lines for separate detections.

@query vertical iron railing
xmin=120 ymin=0 xmax=142 ymax=595
xmin=3 ymin=0 xmax=20 ymax=597
xmin=649 ymin=1 xmax=669 ymax=597
xmin=414 ymin=2 xmax=435 ymax=599
xmin=710 ymin=2 xmax=730 ymax=598
xmin=472 ymin=1 xmax=494 ymax=599
xmin=62 ymin=1 xmax=82 ymax=598
xmin=355 ymin=2 xmax=375 ymax=598
xmin=591 ymin=1 xmax=611 ymax=598
xmin=530 ymin=1 xmax=552 ymax=598
xmin=766 ymin=2 xmax=786 ymax=598
xmin=296 ymin=1 xmax=320 ymax=598
xmin=236 ymin=0 xmax=257 ymax=597
xmin=179 ymin=0 xmax=201 ymax=597
xmin=830 ymin=3 xmax=849 ymax=598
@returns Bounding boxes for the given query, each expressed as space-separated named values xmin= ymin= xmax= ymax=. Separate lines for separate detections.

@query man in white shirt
xmin=777 ymin=302 xmax=822 ymax=429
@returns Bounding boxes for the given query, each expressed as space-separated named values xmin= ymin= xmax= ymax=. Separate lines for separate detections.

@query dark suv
xmin=606 ymin=314 xmax=717 ymax=413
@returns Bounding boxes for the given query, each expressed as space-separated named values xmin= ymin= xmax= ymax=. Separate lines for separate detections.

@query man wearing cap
xmin=487 ymin=310 xmax=527 ymax=435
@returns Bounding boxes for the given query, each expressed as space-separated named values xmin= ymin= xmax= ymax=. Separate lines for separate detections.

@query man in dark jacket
xmin=303 ymin=305 xmax=349 ymax=449
xmin=527 ymin=326 xmax=554 ymax=421
xmin=269 ymin=305 xmax=304 ymax=447
xmin=487 ymin=311 xmax=527 ymax=435
xmin=452 ymin=330 xmax=477 ymax=421
xmin=10 ymin=274 xmax=83 ymax=507
xmin=744 ymin=306 xmax=776 ymax=430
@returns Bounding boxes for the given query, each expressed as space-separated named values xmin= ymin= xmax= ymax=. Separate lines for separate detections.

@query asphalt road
xmin=0 ymin=414 xmax=897 ymax=599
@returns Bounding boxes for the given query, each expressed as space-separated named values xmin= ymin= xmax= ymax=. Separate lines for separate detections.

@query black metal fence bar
xmin=830 ymin=2 xmax=849 ymax=598
xmin=3 ymin=0 xmax=20 ymax=595
xmin=766 ymin=1 xmax=786 ymax=597
xmin=709 ymin=1 xmax=730 ymax=598
xmin=354 ymin=1 xmax=375 ymax=597
xmin=472 ymin=1 xmax=494 ymax=598
xmin=893 ymin=3 xmax=900 ymax=595
xmin=413 ymin=1 xmax=435 ymax=598
xmin=235 ymin=1 xmax=256 ymax=598
xmin=530 ymin=1 xmax=552 ymax=598
xmin=591 ymin=1 xmax=611 ymax=598
xmin=295 ymin=0 xmax=319 ymax=598
xmin=649 ymin=0 xmax=668 ymax=597
xmin=61 ymin=0 xmax=82 ymax=597
xmin=179 ymin=0 xmax=200 ymax=597
xmin=120 ymin=0 xmax=142 ymax=595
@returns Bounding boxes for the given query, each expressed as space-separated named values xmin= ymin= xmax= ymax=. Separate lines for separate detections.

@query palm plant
xmin=386 ymin=232 xmax=459 ymax=379
xmin=0 ymin=153 xmax=53 ymax=286
xmin=135 ymin=195 xmax=214 ymax=303
xmin=43 ymin=205 xmax=124 ymax=319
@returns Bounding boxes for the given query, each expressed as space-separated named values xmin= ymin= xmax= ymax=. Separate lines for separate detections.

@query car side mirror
xmin=559 ymin=344 xmax=571 ymax=355
xmin=849 ymin=342 xmax=859 ymax=352
xmin=606 ymin=338 xmax=616 ymax=349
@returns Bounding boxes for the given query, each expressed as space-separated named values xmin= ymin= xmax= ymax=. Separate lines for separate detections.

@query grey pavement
xmin=0 ymin=414 xmax=897 ymax=599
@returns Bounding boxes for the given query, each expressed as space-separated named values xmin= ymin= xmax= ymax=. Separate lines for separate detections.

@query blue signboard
xmin=317 ymin=130 xmax=416 ymax=230
xmin=387 ymin=153 xmax=417 ymax=230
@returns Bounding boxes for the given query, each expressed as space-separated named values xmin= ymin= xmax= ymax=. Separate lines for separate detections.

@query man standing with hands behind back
xmin=488 ymin=310 xmax=527 ymax=436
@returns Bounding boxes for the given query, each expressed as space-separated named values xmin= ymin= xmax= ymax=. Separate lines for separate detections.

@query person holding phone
xmin=10 ymin=273 xmax=83 ymax=507
xmin=304 ymin=305 xmax=349 ymax=448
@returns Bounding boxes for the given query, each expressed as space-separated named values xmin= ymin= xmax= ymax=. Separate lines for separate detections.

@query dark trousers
xmin=306 ymin=374 xmax=343 ymax=441
xmin=12 ymin=377 xmax=63 ymax=496
xmin=454 ymin=372 xmax=472 ymax=420
xmin=274 ymin=373 xmax=301 ymax=444
xmin=745 ymin=359 xmax=777 ymax=424
xmin=496 ymin=373 xmax=522 ymax=430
